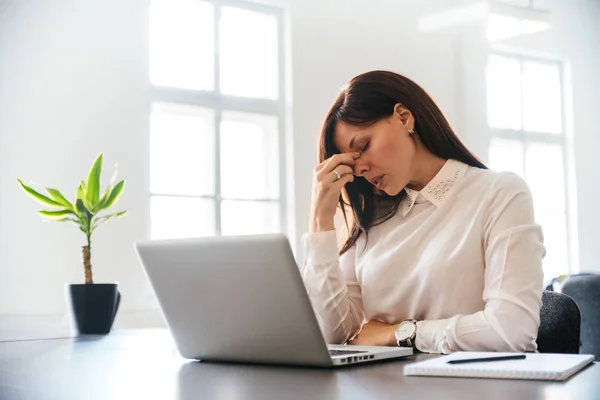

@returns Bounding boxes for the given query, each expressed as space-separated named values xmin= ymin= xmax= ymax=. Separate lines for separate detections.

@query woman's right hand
xmin=309 ymin=152 xmax=360 ymax=233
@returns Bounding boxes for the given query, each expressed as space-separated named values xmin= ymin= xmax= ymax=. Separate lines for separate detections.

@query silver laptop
xmin=134 ymin=233 xmax=412 ymax=367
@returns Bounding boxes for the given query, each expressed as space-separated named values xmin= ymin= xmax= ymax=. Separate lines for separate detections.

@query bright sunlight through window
xmin=487 ymin=54 xmax=573 ymax=281
xmin=149 ymin=0 xmax=285 ymax=240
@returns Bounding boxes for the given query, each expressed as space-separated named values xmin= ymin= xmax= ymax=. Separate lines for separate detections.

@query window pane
xmin=522 ymin=61 xmax=562 ymax=134
xmin=151 ymin=196 xmax=215 ymax=239
xmin=521 ymin=20 xmax=552 ymax=35
xmin=489 ymin=138 xmax=524 ymax=178
xmin=525 ymin=143 xmax=565 ymax=214
xmin=220 ymin=111 xmax=279 ymax=200
xmin=486 ymin=55 xmax=522 ymax=130
xmin=538 ymin=212 xmax=569 ymax=281
xmin=149 ymin=0 xmax=214 ymax=90
xmin=487 ymin=14 xmax=521 ymax=42
xmin=150 ymin=103 xmax=215 ymax=196
xmin=487 ymin=15 xmax=551 ymax=42
xmin=219 ymin=7 xmax=278 ymax=99
xmin=221 ymin=200 xmax=280 ymax=236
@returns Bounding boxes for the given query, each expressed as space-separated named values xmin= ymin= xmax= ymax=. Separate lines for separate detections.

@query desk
xmin=0 ymin=329 xmax=598 ymax=400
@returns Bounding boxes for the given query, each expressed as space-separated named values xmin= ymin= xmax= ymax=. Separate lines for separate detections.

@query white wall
xmin=0 ymin=0 xmax=154 ymax=315
xmin=0 ymin=0 xmax=598 ymax=320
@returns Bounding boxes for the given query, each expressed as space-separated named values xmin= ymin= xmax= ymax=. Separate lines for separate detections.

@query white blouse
xmin=300 ymin=159 xmax=545 ymax=354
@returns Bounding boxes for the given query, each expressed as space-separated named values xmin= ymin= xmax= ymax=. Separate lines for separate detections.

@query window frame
xmin=149 ymin=0 xmax=289 ymax=237
xmin=486 ymin=50 xmax=576 ymax=275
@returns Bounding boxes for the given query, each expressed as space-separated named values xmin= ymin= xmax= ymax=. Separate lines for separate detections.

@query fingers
xmin=310 ymin=153 xmax=359 ymax=229
xmin=331 ymin=170 xmax=355 ymax=188
xmin=326 ymin=165 xmax=354 ymax=183
xmin=318 ymin=152 xmax=361 ymax=174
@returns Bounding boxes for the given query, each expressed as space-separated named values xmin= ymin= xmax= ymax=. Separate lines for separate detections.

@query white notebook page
xmin=403 ymin=352 xmax=594 ymax=381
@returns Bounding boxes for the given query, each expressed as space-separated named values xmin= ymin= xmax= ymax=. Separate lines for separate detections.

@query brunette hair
xmin=319 ymin=70 xmax=486 ymax=255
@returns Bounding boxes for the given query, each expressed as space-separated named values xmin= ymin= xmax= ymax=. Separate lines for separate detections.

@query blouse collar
xmin=402 ymin=159 xmax=468 ymax=217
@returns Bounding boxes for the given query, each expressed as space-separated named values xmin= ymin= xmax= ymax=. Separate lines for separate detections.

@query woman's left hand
xmin=347 ymin=320 xmax=398 ymax=346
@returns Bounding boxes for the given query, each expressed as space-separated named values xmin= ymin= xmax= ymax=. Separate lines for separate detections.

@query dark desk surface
xmin=0 ymin=329 xmax=598 ymax=400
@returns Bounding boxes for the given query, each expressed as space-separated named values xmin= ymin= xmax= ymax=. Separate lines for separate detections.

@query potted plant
xmin=17 ymin=153 xmax=126 ymax=334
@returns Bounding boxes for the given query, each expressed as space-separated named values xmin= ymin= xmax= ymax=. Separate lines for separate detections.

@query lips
xmin=370 ymin=175 xmax=384 ymax=188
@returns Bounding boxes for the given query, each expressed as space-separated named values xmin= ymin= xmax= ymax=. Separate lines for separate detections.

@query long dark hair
xmin=319 ymin=70 xmax=487 ymax=255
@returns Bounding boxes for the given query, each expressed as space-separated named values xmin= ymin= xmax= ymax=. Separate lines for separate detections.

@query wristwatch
xmin=394 ymin=319 xmax=418 ymax=347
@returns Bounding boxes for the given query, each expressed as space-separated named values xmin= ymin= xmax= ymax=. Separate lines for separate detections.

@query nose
xmin=353 ymin=157 xmax=369 ymax=177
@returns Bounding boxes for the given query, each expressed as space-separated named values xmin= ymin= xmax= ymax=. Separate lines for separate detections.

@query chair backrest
xmin=561 ymin=274 xmax=600 ymax=358
xmin=536 ymin=290 xmax=581 ymax=354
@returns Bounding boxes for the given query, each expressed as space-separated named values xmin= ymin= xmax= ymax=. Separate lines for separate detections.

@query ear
xmin=393 ymin=103 xmax=413 ymax=127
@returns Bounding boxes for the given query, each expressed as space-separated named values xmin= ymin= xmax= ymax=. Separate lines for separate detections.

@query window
xmin=486 ymin=53 xmax=574 ymax=281
xmin=149 ymin=0 xmax=286 ymax=240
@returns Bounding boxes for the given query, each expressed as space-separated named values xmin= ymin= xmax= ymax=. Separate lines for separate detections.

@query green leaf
xmin=45 ymin=188 xmax=72 ymax=210
xmin=94 ymin=184 xmax=113 ymax=213
xmin=75 ymin=198 xmax=90 ymax=215
xmin=76 ymin=182 xmax=85 ymax=202
xmin=94 ymin=163 xmax=119 ymax=213
xmin=92 ymin=210 xmax=127 ymax=231
xmin=86 ymin=153 xmax=103 ymax=209
xmin=39 ymin=209 xmax=74 ymax=220
xmin=17 ymin=179 xmax=63 ymax=208
xmin=57 ymin=217 xmax=81 ymax=225
xmin=101 ymin=180 xmax=125 ymax=210
xmin=75 ymin=199 xmax=92 ymax=233
xmin=76 ymin=182 xmax=93 ymax=212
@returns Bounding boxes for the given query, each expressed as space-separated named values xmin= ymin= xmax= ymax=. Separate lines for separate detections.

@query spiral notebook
xmin=403 ymin=352 xmax=594 ymax=381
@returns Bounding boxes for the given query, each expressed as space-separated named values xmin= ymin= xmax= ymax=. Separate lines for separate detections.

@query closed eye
xmin=361 ymin=142 xmax=370 ymax=152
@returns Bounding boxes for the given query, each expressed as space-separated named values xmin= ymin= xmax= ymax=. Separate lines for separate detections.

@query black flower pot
xmin=68 ymin=283 xmax=121 ymax=334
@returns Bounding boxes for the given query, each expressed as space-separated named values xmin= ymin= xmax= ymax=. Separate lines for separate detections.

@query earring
xmin=409 ymin=128 xmax=414 ymax=135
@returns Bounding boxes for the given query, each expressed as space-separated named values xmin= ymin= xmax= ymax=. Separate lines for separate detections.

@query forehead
xmin=333 ymin=121 xmax=368 ymax=153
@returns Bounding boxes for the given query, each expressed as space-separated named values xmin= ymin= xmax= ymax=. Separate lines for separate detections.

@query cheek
xmin=383 ymin=136 xmax=414 ymax=172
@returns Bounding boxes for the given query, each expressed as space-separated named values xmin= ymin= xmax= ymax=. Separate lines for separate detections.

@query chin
xmin=382 ymin=180 xmax=407 ymax=196
xmin=383 ymin=185 xmax=403 ymax=196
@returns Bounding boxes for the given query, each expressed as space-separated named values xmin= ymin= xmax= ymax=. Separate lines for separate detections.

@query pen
xmin=447 ymin=354 xmax=526 ymax=364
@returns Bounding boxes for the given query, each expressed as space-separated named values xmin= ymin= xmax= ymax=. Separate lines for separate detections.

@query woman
xmin=301 ymin=70 xmax=545 ymax=354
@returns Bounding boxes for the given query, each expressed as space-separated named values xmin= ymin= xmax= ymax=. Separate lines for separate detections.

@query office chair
xmin=561 ymin=274 xmax=600 ymax=358
xmin=536 ymin=290 xmax=581 ymax=354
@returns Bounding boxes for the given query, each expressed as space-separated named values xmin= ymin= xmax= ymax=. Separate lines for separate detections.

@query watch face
xmin=395 ymin=321 xmax=416 ymax=341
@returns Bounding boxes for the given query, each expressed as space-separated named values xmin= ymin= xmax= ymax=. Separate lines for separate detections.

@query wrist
xmin=310 ymin=217 xmax=335 ymax=233
xmin=388 ymin=324 xmax=400 ymax=346
xmin=393 ymin=319 xmax=418 ymax=347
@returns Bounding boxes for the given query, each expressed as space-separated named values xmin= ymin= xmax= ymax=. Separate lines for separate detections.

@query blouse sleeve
xmin=415 ymin=173 xmax=545 ymax=353
xmin=300 ymin=230 xmax=365 ymax=344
